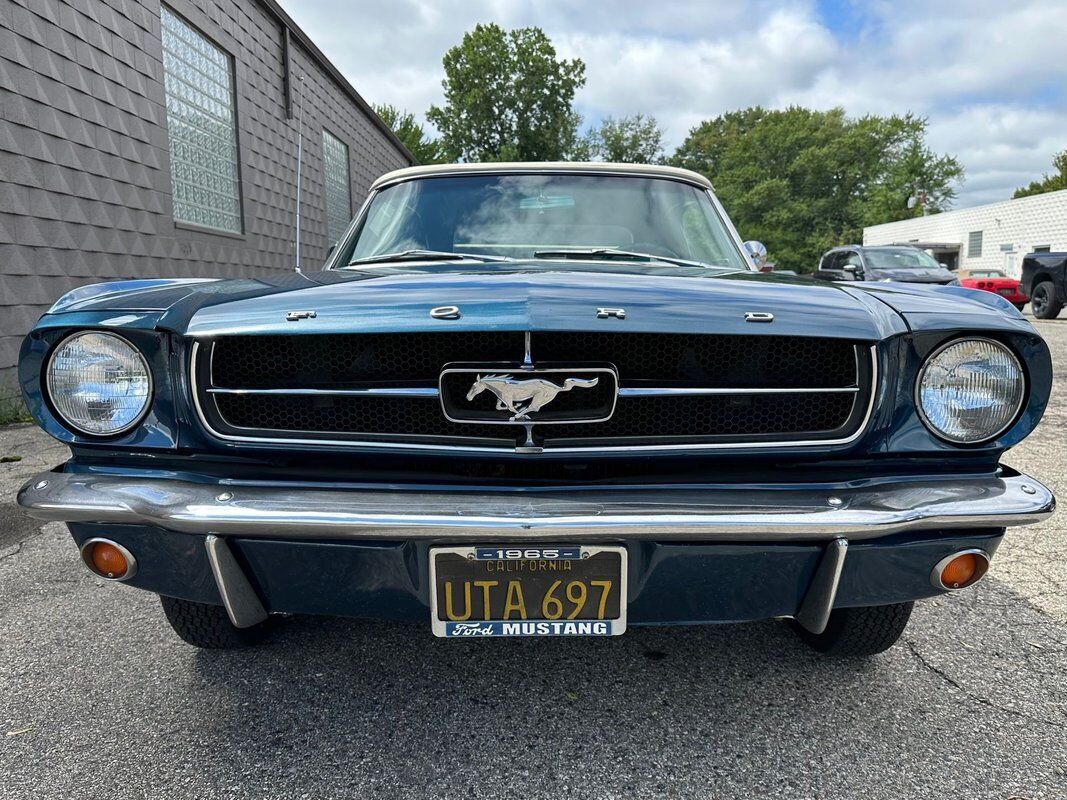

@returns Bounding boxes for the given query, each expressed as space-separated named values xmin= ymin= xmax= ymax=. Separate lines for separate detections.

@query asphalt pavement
xmin=2 ymin=317 xmax=1066 ymax=799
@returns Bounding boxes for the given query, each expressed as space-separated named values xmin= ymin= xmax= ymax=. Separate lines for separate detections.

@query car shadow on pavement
xmin=182 ymin=615 xmax=892 ymax=792
xmin=172 ymin=582 xmax=1067 ymax=797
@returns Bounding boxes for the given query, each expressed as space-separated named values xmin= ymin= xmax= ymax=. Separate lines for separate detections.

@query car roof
xmin=826 ymin=245 xmax=923 ymax=254
xmin=370 ymin=162 xmax=714 ymax=191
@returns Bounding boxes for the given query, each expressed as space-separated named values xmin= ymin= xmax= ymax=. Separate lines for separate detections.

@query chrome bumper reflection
xmin=17 ymin=469 xmax=1054 ymax=541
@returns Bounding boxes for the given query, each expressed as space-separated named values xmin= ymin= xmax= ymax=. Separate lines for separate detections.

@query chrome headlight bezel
xmin=915 ymin=336 xmax=1026 ymax=445
xmin=45 ymin=331 xmax=153 ymax=437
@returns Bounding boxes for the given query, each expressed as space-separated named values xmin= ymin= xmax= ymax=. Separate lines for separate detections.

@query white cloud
xmin=926 ymin=105 xmax=1067 ymax=206
xmin=279 ymin=0 xmax=1066 ymax=207
xmin=557 ymin=9 xmax=837 ymax=142
xmin=779 ymin=0 xmax=1067 ymax=206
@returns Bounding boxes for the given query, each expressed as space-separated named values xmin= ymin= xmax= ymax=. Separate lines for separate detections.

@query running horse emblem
xmin=466 ymin=374 xmax=599 ymax=421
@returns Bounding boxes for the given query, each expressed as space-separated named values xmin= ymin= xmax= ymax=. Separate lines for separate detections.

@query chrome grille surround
xmin=191 ymin=334 xmax=878 ymax=453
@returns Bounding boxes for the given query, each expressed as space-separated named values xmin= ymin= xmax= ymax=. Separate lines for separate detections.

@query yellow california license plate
xmin=429 ymin=545 xmax=628 ymax=637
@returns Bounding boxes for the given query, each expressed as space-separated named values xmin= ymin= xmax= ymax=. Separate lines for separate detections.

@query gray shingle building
xmin=0 ymin=0 xmax=414 ymax=399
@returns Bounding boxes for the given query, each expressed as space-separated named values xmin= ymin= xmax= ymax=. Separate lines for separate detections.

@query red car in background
xmin=958 ymin=269 xmax=1029 ymax=311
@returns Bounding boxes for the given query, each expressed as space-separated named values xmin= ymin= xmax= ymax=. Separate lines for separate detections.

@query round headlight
xmin=917 ymin=338 xmax=1024 ymax=444
xmin=46 ymin=332 xmax=152 ymax=436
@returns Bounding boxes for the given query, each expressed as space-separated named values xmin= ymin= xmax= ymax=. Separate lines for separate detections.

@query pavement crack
xmin=904 ymin=638 xmax=1065 ymax=730
xmin=0 ymin=540 xmax=25 ymax=563
xmin=905 ymin=638 xmax=966 ymax=690
xmin=0 ymin=528 xmax=46 ymax=563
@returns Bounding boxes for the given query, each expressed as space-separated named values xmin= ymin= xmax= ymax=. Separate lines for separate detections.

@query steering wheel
xmin=630 ymin=241 xmax=683 ymax=259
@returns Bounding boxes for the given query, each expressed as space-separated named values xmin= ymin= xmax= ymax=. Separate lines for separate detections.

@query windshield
xmin=864 ymin=247 xmax=943 ymax=270
xmin=334 ymin=174 xmax=748 ymax=270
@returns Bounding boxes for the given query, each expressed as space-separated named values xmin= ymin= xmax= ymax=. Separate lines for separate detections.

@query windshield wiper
xmin=346 ymin=249 xmax=511 ymax=266
xmin=533 ymin=248 xmax=723 ymax=271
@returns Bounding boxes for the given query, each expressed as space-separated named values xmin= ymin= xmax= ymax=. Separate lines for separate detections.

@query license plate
xmin=998 ymin=288 xmax=1014 ymax=296
xmin=429 ymin=545 xmax=627 ymax=637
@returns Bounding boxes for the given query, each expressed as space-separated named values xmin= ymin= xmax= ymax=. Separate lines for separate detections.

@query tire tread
xmin=1032 ymin=281 xmax=1063 ymax=320
xmin=793 ymin=601 xmax=912 ymax=657
xmin=159 ymin=595 xmax=267 ymax=649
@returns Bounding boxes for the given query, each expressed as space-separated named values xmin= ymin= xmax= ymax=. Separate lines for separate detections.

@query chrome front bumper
xmin=17 ymin=468 xmax=1055 ymax=542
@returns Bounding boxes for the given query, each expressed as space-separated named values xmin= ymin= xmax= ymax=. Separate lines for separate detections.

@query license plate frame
xmin=429 ymin=544 xmax=628 ymax=638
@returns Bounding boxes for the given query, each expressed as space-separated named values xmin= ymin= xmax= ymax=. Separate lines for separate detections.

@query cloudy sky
xmin=284 ymin=0 xmax=1065 ymax=207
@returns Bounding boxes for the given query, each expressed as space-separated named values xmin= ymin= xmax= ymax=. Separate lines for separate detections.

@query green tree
xmin=585 ymin=114 xmax=665 ymax=163
xmin=374 ymin=104 xmax=445 ymax=165
xmin=672 ymin=107 xmax=964 ymax=272
xmin=1013 ymin=150 xmax=1067 ymax=198
xmin=863 ymin=127 xmax=964 ymax=224
xmin=427 ymin=24 xmax=586 ymax=162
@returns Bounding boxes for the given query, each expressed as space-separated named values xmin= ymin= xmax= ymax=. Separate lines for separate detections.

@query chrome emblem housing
xmin=440 ymin=365 xmax=618 ymax=425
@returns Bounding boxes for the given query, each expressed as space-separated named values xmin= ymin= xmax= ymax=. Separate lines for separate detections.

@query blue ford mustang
xmin=17 ymin=163 xmax=1055 ymax=655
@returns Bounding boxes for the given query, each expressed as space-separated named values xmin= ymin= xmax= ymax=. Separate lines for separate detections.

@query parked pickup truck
xmin=16 ymin=162 xmax=1055 ymax=658
xmin=1021 ymin=252 xmax=1067 ymax=319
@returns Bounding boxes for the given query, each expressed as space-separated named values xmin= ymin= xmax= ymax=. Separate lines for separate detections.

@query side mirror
xmin=744 ymin=240 xmax=767 ymax=266
xmin=326 ymin=243 xmax=337 ymax=258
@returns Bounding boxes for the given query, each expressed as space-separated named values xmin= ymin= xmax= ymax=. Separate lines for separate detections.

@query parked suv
xmin=815 ymin=245 xmax=958 ymax=285
xmin=1020 ymin=252 xmax=1067 ymax=319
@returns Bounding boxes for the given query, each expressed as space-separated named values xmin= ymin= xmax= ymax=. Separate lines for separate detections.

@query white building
xmin=863 ymin=189 xmax=1067 ymax=278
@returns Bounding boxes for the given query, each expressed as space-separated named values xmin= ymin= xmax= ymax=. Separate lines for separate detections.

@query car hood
xmin=144 ymin=263 xmax=905 ymax=340
xmin=48 ymin=262 xmax=1028 ymax=340
xmin=868 ymin=267 xmax=956 ymax=283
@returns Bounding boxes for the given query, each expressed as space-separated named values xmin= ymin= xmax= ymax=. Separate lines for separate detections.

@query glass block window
xmin=322 ymin=129 xmax=352 ymax=242
xmin=160 ymin=6 xmax=242 ymax=233
xmin=967 ymin=230 xmax=983 ymax=258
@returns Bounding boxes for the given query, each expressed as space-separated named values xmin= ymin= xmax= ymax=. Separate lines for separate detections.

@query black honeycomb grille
xmin=211 ymin=390 xmax=856 ymax=444
xmin=211 ymin=332 xmax=858 ymax=388
xmin=214 ymin=394 xmax=521 ymax=444
xmin=534 ymin=332 xmax=857 ymax=387
xmin=212 ymin=332 xmax=524 ymax=388
xmin=199 ymin=332 xmax=869 ymax=448
xmin=544 ymin=392 xmax=856 ymax=443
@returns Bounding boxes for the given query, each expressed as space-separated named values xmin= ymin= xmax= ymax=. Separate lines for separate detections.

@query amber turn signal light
xmin=79 ymin=538 xmax=137 ymax=581
xmin=931 ymin=549 xmax=990 ymax=590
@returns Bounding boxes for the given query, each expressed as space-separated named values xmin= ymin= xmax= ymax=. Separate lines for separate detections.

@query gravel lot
xmin=2 ymin=317 xmax=1066 ymax=799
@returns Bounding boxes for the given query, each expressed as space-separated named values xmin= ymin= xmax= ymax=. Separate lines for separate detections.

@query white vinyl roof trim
xmin=371 ymin=162 xmax=714 ymax=191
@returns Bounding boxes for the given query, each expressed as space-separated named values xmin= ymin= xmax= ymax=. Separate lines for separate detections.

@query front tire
xmin=1030 ymin=281 xmax=1062 ymax=319
xmin=159 ymin=595 xmax=270 ymax=649
xmin=791 ymin=602 xmax=912 ymax=657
